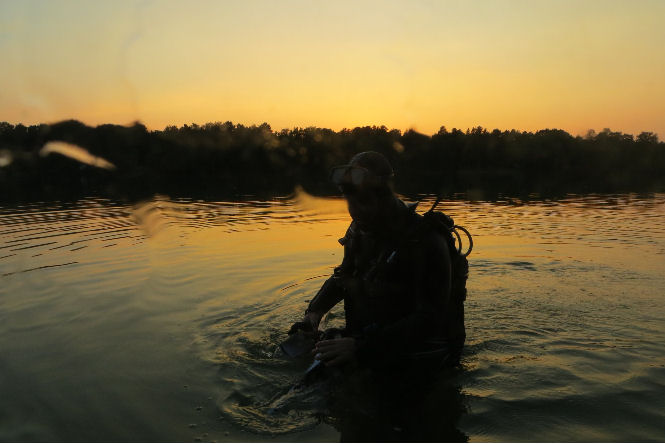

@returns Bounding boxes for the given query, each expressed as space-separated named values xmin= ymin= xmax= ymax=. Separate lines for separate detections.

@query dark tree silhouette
xmin=0 ymin=119 xmax=662 ymax=203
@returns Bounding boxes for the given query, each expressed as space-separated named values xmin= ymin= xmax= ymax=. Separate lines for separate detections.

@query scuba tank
xmin=420 ymin=195 xmax=472 ymax=365
xmin=422 ymin=195 xmax=472 ymax=303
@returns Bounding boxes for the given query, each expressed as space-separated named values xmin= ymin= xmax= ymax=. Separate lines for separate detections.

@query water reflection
xmin=0 ymin=191 xmax=664 ymax=441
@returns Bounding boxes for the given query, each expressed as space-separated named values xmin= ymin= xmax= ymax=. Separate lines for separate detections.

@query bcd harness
xmin=337 ymin=197 xmax=472 ymax=306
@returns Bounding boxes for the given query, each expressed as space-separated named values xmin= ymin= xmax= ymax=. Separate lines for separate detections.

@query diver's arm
xmin=306 ymin=222 xmax=356 ymax=321
xmin=288 ymin=275 xmax=345 ymax=334
xmin=354 ymin=231 xmax=452 ymax=363
xmin=290 ymin=224 xmax=355 ymax=334
xmin=307 ymin=275 xmax=345 ymax=317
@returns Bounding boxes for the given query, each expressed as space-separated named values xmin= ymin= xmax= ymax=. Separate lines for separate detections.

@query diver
xmin=283 ymin=151 xmax=469 ymax=441
xmin=287 ymin=151 xmax=466 ymax=372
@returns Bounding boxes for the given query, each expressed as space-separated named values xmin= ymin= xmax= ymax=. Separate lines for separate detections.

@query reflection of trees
xmin=0 ymin=119 xmax=663 ymax=202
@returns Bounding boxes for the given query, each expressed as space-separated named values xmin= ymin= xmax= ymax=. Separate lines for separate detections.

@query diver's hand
xmin=287 ymin=311 xmax=321 ymax=335
xmin=313 ymin=337 xmax=356 ymax=367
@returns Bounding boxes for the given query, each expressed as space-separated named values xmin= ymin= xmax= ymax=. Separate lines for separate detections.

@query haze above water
xmin=1 ymin=191 xmax=664 ymax=442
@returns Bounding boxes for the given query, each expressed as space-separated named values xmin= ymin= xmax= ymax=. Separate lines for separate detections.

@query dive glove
xmin=287 ymin=320 xmax=315 ymax=335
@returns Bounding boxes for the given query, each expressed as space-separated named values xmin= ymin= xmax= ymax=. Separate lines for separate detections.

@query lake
xmin=1 ymin=190 xmax=664 ymax=442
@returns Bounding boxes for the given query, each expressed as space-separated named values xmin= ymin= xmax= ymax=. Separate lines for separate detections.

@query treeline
xmin=0 ymin=119 xmax=663 ymax=202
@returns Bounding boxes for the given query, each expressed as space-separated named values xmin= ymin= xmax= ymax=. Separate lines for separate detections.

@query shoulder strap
xmin=338 ymin=220 xmax=356 ymax=246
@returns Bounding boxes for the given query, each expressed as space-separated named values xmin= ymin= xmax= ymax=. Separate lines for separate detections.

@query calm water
xmin=1 ymin=191 xmax=664 ymax=442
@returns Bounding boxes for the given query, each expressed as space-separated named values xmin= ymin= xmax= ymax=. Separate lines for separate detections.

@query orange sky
xmin=1 ymin=0 xmax=664 ymax=137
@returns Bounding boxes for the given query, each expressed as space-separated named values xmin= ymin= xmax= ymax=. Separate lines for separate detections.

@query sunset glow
xmin=2 ymin=0 xmax=664 ymax=136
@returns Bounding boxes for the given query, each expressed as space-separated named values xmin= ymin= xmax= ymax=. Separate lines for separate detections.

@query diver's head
xmin=330 ymin=151 xmax=395 ymax=230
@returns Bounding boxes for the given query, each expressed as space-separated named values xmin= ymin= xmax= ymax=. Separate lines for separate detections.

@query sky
xmin=1 ymin=0 xmax=664 ymax=137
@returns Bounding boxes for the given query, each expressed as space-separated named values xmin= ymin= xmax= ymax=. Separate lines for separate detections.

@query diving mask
xmin=329 ymin=165 xmax=393 ymax=190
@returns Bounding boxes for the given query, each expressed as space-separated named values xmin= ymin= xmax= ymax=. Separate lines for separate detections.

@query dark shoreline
xmin=1 ymin=120 xmax=663 ymax=204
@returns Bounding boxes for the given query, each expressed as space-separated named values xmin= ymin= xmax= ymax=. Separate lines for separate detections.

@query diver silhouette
xmin=286 ymin=151 xmax=469 ymax=441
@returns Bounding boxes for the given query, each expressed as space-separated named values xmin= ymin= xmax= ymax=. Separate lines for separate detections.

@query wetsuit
xmin=307 ymin=199 xmax=465 ymax=369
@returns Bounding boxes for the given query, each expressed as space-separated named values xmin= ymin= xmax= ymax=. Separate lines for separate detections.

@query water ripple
xmin=1 ymin=192 xmax=664 ymax=441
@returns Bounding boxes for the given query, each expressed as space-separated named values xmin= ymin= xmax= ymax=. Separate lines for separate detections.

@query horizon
xmin=2 ymin=117 xmax=661 ymax=140
xmin=2 ymin=0 xmax=665 ymax=138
